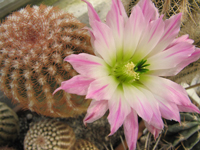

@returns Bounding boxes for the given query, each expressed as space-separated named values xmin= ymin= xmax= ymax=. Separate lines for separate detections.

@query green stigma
xmin=112 ymin=59 xmax=150 ymax=84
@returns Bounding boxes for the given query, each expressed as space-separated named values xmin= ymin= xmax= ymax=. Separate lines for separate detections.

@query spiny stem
xmin=120 ymin=135 xmax=127 ymax=150
xmin=144 ymin=132 xmax=150 ymax=150
xmin=137 ymin=141 xmax=141 ymax=150
xmin=185 ymin=83 xmax=200 ymax=90
xmin=152 ymin=133 xmax=162 ymax=150
xmin=103 ymin=143 xmax=109 ymax=150
xmin=110 ymin=142 xmax=114 ymax=150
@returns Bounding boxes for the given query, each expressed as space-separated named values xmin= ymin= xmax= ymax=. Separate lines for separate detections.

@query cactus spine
xmin=163 ymin=112 xmax=200 ymax=150
xmin=24 ymin=119 xmax=75 ymax=150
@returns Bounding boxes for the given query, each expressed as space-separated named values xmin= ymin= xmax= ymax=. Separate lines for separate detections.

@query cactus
xmin=0 ymin=102 xmax=19 ymax=145
xmin=125 ymin=0 xmax=200 ymax=21
xmin=162 ymin=112 xmax=200 ymax=150
xmin=0 ymin=146 xmax=16 ymax=150
xmin=24 ymin=119 xmax=75 ymax=150
xmin=0 ymin=5 xmax=93 ymax=118
xmin=72 ymin=139 xmax=99 ymax=150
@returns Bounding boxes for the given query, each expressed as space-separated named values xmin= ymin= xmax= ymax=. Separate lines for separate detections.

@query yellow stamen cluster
xmin=124 ymin=62 xmax=140 ymax=81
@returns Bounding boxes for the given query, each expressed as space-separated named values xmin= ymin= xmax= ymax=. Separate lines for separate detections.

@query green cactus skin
xmin=163 ymin=112 xmax=200 ymax=150
xmin=0 ymin=102 xmax=19 ymax=145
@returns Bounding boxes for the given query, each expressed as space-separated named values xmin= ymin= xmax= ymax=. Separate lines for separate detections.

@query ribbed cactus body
xmin=163 ymin=113 xmax=200 ymax=150
xmin=0 ymin=5 xmax=93 ymax=118
xmin=0 ymin=146 xmax=16 ymax=150
xmin=72 ymin=139 xmax=99 ymax=150
xmin=24 ymin=119 xmax=75 ymax=150
xmin=0 ymin=102 xmax=19 ymax=145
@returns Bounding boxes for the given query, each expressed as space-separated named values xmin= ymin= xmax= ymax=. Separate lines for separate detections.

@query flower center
xmin=124 ymin=62 xmax=140 ymax=80
xmin=112 ymin=59 xmax=149 ymax=84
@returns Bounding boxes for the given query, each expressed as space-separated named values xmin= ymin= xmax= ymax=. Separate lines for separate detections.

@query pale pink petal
xmin=137 ymin=86 xmax=164 ymax=130
xmin=144 ymin=121 xmax=162 ymax=139
xmin=106 ymin=0 xmax=124 ymax=59
xmin=155 ymin=95 xmax=180 ymax=122
xmin=83 ymin=27 xmax=101 ymax=57
xmin=147 ymin=42 xmax=194 ymax=70
xmin=166 ymin=34 xmax=194 ymax=49
xmin=161 ymin=13 xmax=182 ymax=41
xmin=107 ymin=88 xmax=131 ymax=135
xmin=149 ymin=35 xmax=200 ymax=76
xmin=124 ymin=109 xmax=138 ymax=150
xmin=123 ymin=84 xmax=153 ymax=123
xmin=147 ymin=13 xmax=182 ymax=57
xmin=92 ymin=21 xmax=116 ymax=66
xmin=123 ymin=5 xmax=146 ymax=61
xmin=82 ymin=0 xmax=117 ymax=66
xmin=82 ymin=0 xmax=101 ymax=24
xmin=65 ymin=53 xmax=109 ymax=78
xmin=132 ymin=16 xmax=164 ymax=61
xmin=53 ymin=75 xmax=94 ymax=95
xmin=151 ymin=48 xmax=200 ymax=76
xmin=115 ymin=0 xmax=128 ymax=22
xmin=137 ymin=0 xmax=159 ymax=22
xmin=166 ymin=47 xmax=200 ymax=75
xmin=86 ymin=76 xmax=119 ymax=100
xmin=178 ymin=103 xmax=200 ymax=113
xmin=84 ymin=100 xmax=108 ymax=124
xmin=140 ymin=75 xmax=193 ymax=106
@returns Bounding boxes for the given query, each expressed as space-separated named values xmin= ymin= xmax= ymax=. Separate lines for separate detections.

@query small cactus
xmin=72 ymin=139 xmax=99 ymax=150
xmin=24 ymin=119 xmax=75 ymax=150
xmin=125 ymin=0 xmax=200 ymax=21
xmin=0 ymin=146 xmax=16 ymax=150
xmin=0 ymin=5 xmax=93 ymax=118
xmin=0 ymin=102 xmax=19 ymax=145
xmin=162 ymin=112 xmax=200 ymax=150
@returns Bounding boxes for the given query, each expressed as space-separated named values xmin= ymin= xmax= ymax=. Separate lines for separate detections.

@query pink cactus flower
xmin=54 ymin=0 xmax=200 ymax=149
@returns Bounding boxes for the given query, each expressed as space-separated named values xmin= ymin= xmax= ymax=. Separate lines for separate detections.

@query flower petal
xmin=144 ymin=121 xmax=162 ymax=139
xmin=84 ymin=100 xmax=108 ymax=124
xmin=167 ymin=34 xmax=194 ymax=48
xmin=137 ymin=0 xmax=159 ymax=22
xmin=123 ymin=5 xmax=146 ymax=61
xmin=92 ymin=21 xmax=117 ymax=66
xmin=137 ymin=86 xmax=164 ymax=130
xmin=140 ymin=75 xmax=193 ymax=106
xmin=123 ymin=84 xmax=153 ymax=123
xmin=115 ymin=0 xmax=128 ymax=22
xmin=147 ymin=13 xmax=182 ymax=57
xmin=107 ymin=88 xmax=131 ymax=135
xmin=106 ymin=0 xmax=124 ymax=60
xmin=53 ymin=75 xmax=94 ymax=95
xmin=149 ymin=35 xmax=200 ymax=76
xmin=82 ymin=0 xmax=101 ymax=24
xmin=82 ymin=0 xmax=117 ymax=66
xmin=83 ymin=27 xmax=101 ymax=56
xmin=86 ymin=76 xmax=119 ymax=100
xmin=151 ymin=48 xmax=200 ymax=76
xmin=178 ymin=103 xmax=200 ymax=113
xmin=147 ymin=41 xmax=194 ymax=70
xmin=123 ymin=109 xmax=138 ymax=150
xmin=155 ymin=95 xmax=180 ymax=122
xmin=167 ymin=47 xmax=200 ymax=75
xmin=132 ymin=15 xmax=164 ymax=61
xmin=65 ymin=53 xmax=109 ymax=78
